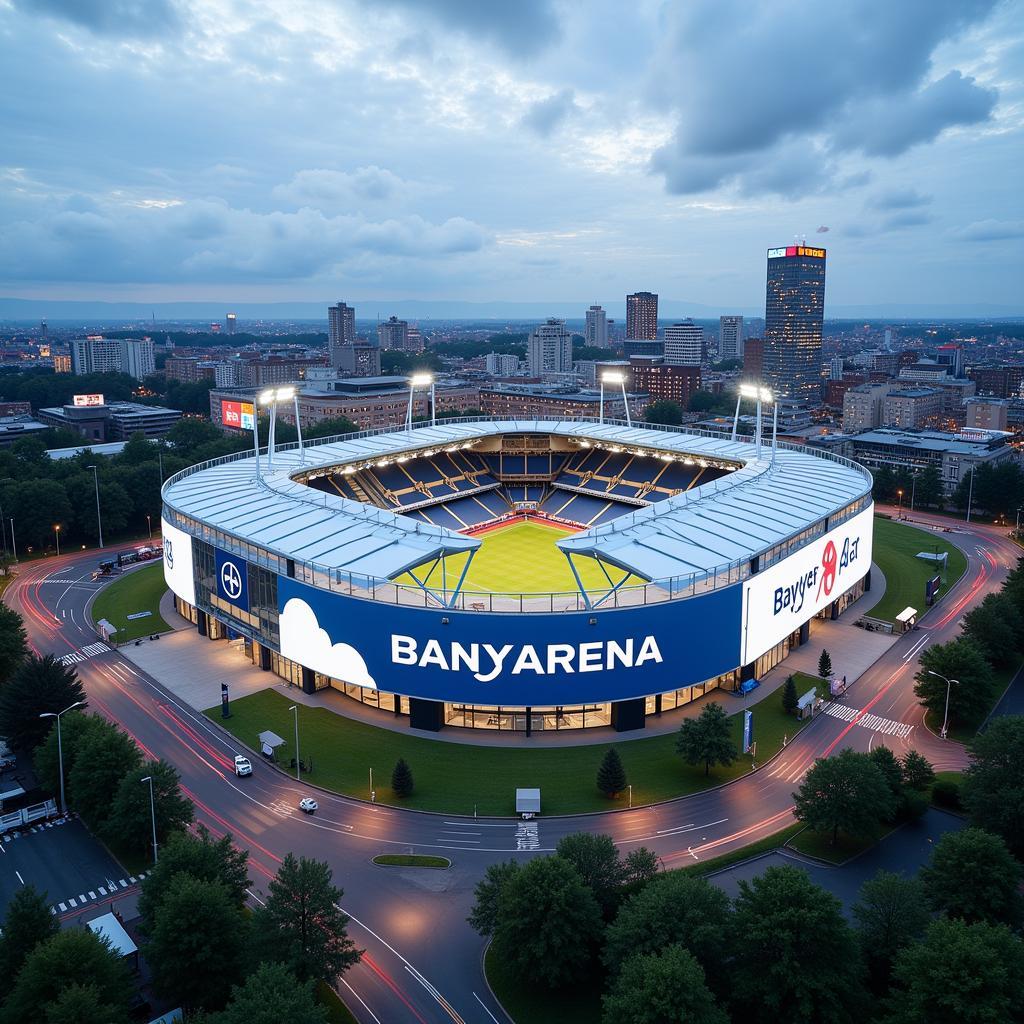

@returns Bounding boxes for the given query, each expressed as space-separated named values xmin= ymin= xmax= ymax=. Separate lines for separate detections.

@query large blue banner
xmin=216 ymin=549 xmax=250 ymax=612
xmin=277 ymin=576 xmax=742 ymax=706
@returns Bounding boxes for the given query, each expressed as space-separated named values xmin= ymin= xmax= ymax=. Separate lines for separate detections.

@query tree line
xmin=472 ymin=713 xmax=1024 ymax=1024
xmin=872 ymin=459 xmax=1024 ymax=520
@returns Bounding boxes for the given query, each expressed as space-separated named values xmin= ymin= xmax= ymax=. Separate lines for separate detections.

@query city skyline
xmin=0 ymin=1 xmax=1020 ymax=311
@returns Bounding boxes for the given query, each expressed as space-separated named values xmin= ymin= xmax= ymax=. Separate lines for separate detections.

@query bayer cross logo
xmin=164 ymin=536 xmax=174 ymax=569
xmin=220 ymin=560 xmax=243 ymax=601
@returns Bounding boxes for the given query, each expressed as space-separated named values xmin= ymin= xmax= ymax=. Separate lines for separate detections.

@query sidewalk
xmin=122 ymin=562 xmax=897 ymax=748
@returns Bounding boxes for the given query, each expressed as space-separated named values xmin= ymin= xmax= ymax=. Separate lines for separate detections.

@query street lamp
xmin=288 ymin=704 xmax=300 ymax=781
xmin=53 ymin=524 xmax=61 ymax=557
xmin=407 ymin=374 xmax=434 ymax=430
xmin=897 ymin=488 xmax=903 ymax=519
xmin=600 ymin=371 xmax=631 ymax=427
xmin=140 ymin=775 xmax=158 ymax=864
xmin=87 ymin=464 xmax=103 ymax=548
xmin=146 ymin=513 xmax=152 ymax=541
xmin=39 ymin=701 xmax=83 ymax=814
xmin=9 ymin=518 xmax=15 ymax=561
xmin=926 ymin=670 xmax=959 ymax=739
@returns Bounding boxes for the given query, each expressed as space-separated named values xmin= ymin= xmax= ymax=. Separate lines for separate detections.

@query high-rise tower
xmin=719 ymin=315 xmax=744 ymax=360
xmin=585 ymin=305 xmax=609 ymax=348
xmin=626 ymin=292 xmax=658 ymax=341
xmin=763 ymin=245 xmax=826 ymax=402
xmin=328 ymin=302 xmax=356 ymax=368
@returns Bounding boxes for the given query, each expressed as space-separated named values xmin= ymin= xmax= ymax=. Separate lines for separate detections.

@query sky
xmin=0 ymin=0 xmax=1022 ymax=313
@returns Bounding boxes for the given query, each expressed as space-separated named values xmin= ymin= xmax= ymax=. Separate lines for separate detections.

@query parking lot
xmin=0 ymin=816 xmax=143 ymax=923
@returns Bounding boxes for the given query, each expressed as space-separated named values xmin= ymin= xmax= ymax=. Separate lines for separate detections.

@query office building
xmin=882 ymin=388 xmax=943 ymax=430
xmin=53 ymin=353 xmax=71 ymax=374
xmin=763 ymin=244 xmax=826 ymax=402
xmin=623 ymin=338 xmax=663 ymax=360
xmin=226 ymin=312 xmax=237 ymax=335
xmin=38 ymin=400 xmax=181 ymax=441
xmin=719 ymin=316 xmax=744 ymax=360
xmin=70 ymin=336 xmax=155 ymax=381
xmin=485 ymin=353 xmax=520 ymax=376
xmin=585 ymin=305 xmax=609 ymax=348
xmin=965 ymin=397 xmax=1010 ymax=432
xmin=406 ymin=325 xmax=425 ymax=354
xmin=936 ymin=344 xmax=965 ymax=378
xmin=968 ymin=365 xmax=1024 ymax=399
xmin=626 ymin=292 xmax=658 ymax=341
xmin=842 ymin=382 xmax=889 ymax=432
xmin=378 ymin=316 xmax=410 ymax=351
xmin=743 ymin=338 xmax=764 ymax=381
xmin=165 ymin=356 xmax=218 ymax=384
xmin=336 ymin=342 xmax=381 ymax=377
xmin=0 ymin=415 xmax=48 ymax=447
xmin=829 ymin=357 xmax=845 ymax=381
xmin=663 ymin=320 xmax=703 ymax=367
xmin=328 ymin=302 xmax=356 ymax=350
xmin=527 ymin=318 xmax=573 ymax=376
xmin=629 ymin=361 xmax=701 ymax=408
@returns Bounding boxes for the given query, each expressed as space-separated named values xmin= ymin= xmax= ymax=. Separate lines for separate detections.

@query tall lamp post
xmin=140 ymin=775 xmax=158 ymax=864
xmin=39 ymin=701 xmax=83 ymax=814
xmin=54 ymin=524 xmax=61 ymax=557
xmin=9 ymin=518 xmax=15 ymax=561
xmin=926 ymin=670 xmax=959 ymax=739
xmin=966 ymin=465 xmax=976 ymax=523
xmin=897 ymin=488 xmax=903 ymax=520
xmin=599 ymin=371 xmax=632 ymax=427
xmin=288 ymin=704 xmax=300 ymax=781
xmin=87 ymin=464 xmax=103 ymax=548
xmin=406 ymin=374 xmax=434 ymax=430
xmin=146 ymin=513 xmax=152 ymax=541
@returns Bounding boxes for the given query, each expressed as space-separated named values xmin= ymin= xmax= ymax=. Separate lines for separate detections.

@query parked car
xmin=299 ymin=797 xmax=318 ymax=815
xmin=233 ymin=755 xmax=252 ymax=777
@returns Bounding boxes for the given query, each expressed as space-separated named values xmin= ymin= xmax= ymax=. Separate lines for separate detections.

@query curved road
xmin=5 ymin=511 xmax=1017 ymax=1023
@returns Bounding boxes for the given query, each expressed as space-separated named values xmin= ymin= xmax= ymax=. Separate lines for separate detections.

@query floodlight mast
xmin=599 ymin=371 xmax=630 ymax=427
xmin=407 ymin=374 xmax=434 ymax=430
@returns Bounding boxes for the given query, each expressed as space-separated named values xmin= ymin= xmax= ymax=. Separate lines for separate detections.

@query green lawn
xmin=206 ymin=685 xmax=809 ymax=816
xmin=90 ymin=562 xmax=172 ymax=642
xmin=787 ymin=825 xmax=890 ymax=864
xmin=372 ymin=854 xmax=450 ymax=868
xmin=397 ymin=519 xmax=636 ymax=594
xmin=870 ymin=516 xmax=968 ymax=624
xmin=485 ymin=943 xmax=602 ymax=1024
xmin=317 ymin=981 xmax=358 ymax=1024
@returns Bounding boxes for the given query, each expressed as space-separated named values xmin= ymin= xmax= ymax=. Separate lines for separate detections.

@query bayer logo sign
xmin=215 ymin=550 xmax=249 ymax=610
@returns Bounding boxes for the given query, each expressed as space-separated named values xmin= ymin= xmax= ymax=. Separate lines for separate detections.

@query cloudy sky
xmin=0 ymin=0 xmax=1021 ymax=311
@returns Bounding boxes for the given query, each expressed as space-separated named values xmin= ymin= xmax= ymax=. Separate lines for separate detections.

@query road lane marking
xmin=473 ymin=992 xmax=501 ymax=1024
xmin=15 ymin=871 xmax=23 ymax=885
xmin=339 ymin=978 xmax=383 ymax=1024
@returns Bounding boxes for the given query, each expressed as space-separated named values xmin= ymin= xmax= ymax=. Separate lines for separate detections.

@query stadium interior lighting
xmin=601 ymin=371 xmax=625 ymax=384
xmin=396 ymin=456 xmax=409 ymax=463
xmin=659 ymin=454 xmax=673 ymax=461
xmin=684 ymin=458 xmax=695 ymax=465
xmin=409 ymin=373 xmax=434 ymax=387
xmin=343 ymin=465 xmax=357 ymax=474
xmin=376 ymin=459 xmax=391 ymax=467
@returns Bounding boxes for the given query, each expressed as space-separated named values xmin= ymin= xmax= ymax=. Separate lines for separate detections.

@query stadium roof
xmin=163 ymin=419 xmax=871 ymax=590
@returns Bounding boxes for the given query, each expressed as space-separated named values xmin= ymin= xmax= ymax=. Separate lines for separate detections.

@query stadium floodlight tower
xmin=733 ymin=383 xmax=777 ymax=463
xmin=406 ymin=373 xmax=435 ymax=430
xmin=258 ymin=385 xmax=297 ymax=472
xmin=600 ymin=371 xmax=631 ymax=427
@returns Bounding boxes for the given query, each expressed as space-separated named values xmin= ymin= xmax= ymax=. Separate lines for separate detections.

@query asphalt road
xmin=4 ymin=509 xmax=1017 ymax=1024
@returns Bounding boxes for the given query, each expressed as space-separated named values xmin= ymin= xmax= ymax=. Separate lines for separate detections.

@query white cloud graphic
xmin=279 ymin=597 xmax=376 ymax=690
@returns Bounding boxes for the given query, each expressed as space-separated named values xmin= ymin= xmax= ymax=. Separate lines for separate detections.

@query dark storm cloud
xmin=13 ymin=0 xmax=180 ymax=36
xmin=364 ymin=0 xmax=560 ymax=56
xmin=521 ymin=89 xmax=577 ymax=137
xmin=650 ymin=0 xmax=999 ymax=195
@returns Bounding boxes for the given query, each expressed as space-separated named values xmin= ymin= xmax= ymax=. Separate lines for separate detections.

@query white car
xmin=299 ymin=797 xmax=318 ymax=814
xmin=233 ymin=756 xmax=253 ymax=777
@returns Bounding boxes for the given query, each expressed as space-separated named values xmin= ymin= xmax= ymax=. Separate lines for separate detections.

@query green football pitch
xmin=399 ymin=520 xmax=634 ymax=594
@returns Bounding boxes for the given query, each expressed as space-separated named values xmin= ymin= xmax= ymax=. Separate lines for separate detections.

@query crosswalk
xmin=516 ymin=821 xmax=540 ymax=850
xmin=823 ymin=702 xmax=914 ymax=739
xmin=60 ymin=641 xmax=111 ymax=666
xmin=52 ymin=872 xmax=146 ymax=915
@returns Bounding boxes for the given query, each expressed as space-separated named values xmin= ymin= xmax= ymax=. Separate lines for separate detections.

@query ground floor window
xmin=443 ymin=703 xmax=613 ymax=730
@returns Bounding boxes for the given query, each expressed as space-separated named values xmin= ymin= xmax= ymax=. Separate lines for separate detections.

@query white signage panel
xmin=161 ymin=518 xmax=196 ymax=607
xmin=741 ymin=505 xmax=873 ymax=665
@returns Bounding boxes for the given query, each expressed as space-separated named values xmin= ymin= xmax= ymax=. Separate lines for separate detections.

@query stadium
xmin=161 ymin=413 xmax=874 ymax=734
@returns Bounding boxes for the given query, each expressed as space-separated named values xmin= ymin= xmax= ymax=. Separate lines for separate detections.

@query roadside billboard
xmin=221 ymin=399 xmax=255 ymax=431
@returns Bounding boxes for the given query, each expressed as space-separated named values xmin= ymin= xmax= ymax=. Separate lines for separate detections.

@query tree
xmin=602 ymin=945 xmax=728 ymax=1024
xmin=920 ymin=827 xmax=1022 ymax=925
xmin=621 ymin=847 xmax=660 ymax=887
xmin=67 ymin=720 xmax=141 ymax=834
xmin=0 ymin=604 xmax=28 ymax=685
xmin=914 ymin=464 xmax=943 ymax=509
xmin=596 ymin=746 xmax=627 ymax=797
xmin=138 ymin=825 xmax=250 ymax=936
xmin=818 ymin=648 xmax=833 ymax=678
xmin=730 ymin=865 xmax=867 ymax=1024
xmin=603 ymin=872 xmax=733 ymax=982
xmin=106 ymin=760 xmax=194 ymax=852
xmin=3 ymin=479 xmax=73 ymax=548
xmin=869 ymin=745 xmax=905 ymax=805
xmin=781 ymin=675 xmax=798 ymax=715
xmin=0 ymin=885 xmax=60 ymax=999
xmin=467 ymin=860 xmax=520 ymax=937
xmin=0 ymin=654 xmax=86 ymax=752
xmin=688 ymin=390 xmax=729 ymax=414
xmin=492 ymin=856 xmax=603 ymax=988
xmin=872 ymin=465 xmax=897 ymax=503
xmin=44 ymin=983 xmax=125 ymax=1024
xmin=147 ymin=874 xmax=247 ymax=1011
xmin=556 ymin=833 xmax=625 ymax=914
xmin=962 ymin=592 xmax=1023 ymax=666
xmin=644 ymin=400 xmax=684 ymax=426
xmin=675 ymin=702 xmax=737 ymax=776
xmin=254 ymin=854 xmax=360 ymax=984
xmin=901 ymin=749 xmax=935 ymax=791
xmin=961 ymin=715 xmax=1024 ymax=857
xmin=915 ymin=639 xmax=994 ymax=729
xmin=210 ymin=963 xmax=327 ymax=1024
xmin=33 ymin=710 xmax=103 ymax=796
xmin=0 ymin=928 xmax=133 ymax=1024
xmin=793 ymin=748 xmax=896 ymax=844
xmin=883 ymin=918 xmax=1024 ymax=1024
xmin=852 ymin=871 xmax=929 ymax=993
xmin=391 ymin=757 xmax=413 ymax=798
